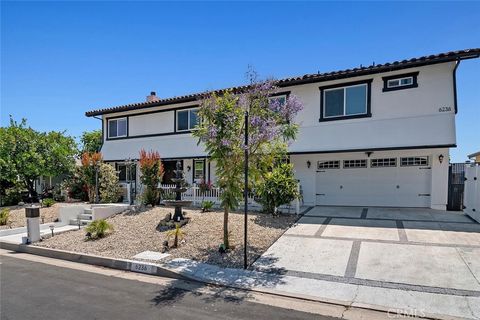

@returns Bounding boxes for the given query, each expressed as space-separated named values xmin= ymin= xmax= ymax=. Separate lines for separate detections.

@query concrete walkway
xmin=0 ymin=224 xmax=80 ymax=244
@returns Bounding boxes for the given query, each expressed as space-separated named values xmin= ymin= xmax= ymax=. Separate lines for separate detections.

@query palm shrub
xmin=201 ymin=200 xmax=215 ymax=212
xmin=99 ymin=163 xmax=122 ymax=203
xmin=42 ymin=198 xmax=56 ymax=207
xmin=0 ymin=208 xmax=10 ymax=225
xmin=139 ymin=149 xmax=164 ymax=206
xmin=256 ymin=163 xmax=300 ymax=215
xmin=85 ymin=219 xmax=113 ymax=239
xmin=166 ymin=223 xmax=185 ymax=248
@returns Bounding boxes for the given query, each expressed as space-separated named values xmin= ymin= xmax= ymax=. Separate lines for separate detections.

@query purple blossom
xmin=221 ymin=138 xmax=231 ymax=147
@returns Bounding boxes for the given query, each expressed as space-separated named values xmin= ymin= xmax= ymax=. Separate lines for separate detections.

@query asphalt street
xmin=0 ymin=255 xmax=338 ymax=320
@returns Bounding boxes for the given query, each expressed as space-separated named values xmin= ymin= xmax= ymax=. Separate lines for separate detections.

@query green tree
xmin=99 ymin=163 xmax=122 ymax=203
xmin=0 ymin=117 xmax=77 ymax=198
xmin=255 ymin=163 xmax=300 ymax=215
xmin=193 ymin=73 xmax=303 ymax=249
xmin=80 ymin=130 xmax=102 ymax=154
xmin=139 ymin=149 xmax=164 ymax=206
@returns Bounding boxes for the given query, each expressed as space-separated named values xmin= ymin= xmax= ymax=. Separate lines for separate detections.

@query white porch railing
xmin=159 ymin=183 xmax=301 ymax=214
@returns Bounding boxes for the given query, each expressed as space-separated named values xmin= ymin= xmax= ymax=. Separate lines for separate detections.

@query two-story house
xmin=86 ymin=49 xmax=479 ymax=210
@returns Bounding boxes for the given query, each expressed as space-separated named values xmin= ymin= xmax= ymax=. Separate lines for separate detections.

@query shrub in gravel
xmin=42 ymin=198 xmax=56 ymax=207
xmin=85 ymin=219 xmax=113 ymax=239
xmin=166 ymin=223 xmax=185 ymax=248
xmin=0 ymin=208 xmax=10 ymax=225
xmin=201 ymin=200 xmax=214 ymax=212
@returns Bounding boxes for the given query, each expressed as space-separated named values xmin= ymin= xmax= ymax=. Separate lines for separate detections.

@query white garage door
xmin=315 ymin=156 xmax=431 ymax=207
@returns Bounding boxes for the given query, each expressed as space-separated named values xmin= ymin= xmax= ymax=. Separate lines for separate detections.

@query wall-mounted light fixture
xmin=187 ymin=165 xmax=191 ymax=172
xmin=307 ymin=160 xmax=311 ymax=169
xmin=438 ymin=154 xmax=444 ymax=164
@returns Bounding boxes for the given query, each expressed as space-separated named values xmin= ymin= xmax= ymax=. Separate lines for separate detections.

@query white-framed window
xmin=382 ymin=72 xmax=418 ymax=92
xmin=268 ymin=94 xmax=287 ymax=107
xmin=193 ymin=159 xmax=205 ymax=181
xmin=176 ymin=108 xmax=199 ymax=131
xmin=323 ymin=84 xmax=368 ymax=119
xmin=317 ymin=160 xmax=340 ymax=169
xmin=371 ymin=158 xmax=397 ymax=168
xmin=400 ymin=156 xmax=429 ymax=167
xmin=387 ymin=77 xmax=413 ymax=89
xmin=343 ymin=159 xmax=367 ymax=168
xmin=108 ymin=118 xmax=127 ymax=138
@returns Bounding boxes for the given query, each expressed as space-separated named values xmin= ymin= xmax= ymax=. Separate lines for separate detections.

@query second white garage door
xmin=315 ymin=156 xmax=432 ymax=207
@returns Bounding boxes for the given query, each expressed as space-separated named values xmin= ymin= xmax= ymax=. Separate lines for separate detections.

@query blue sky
xmin=1 ymin=1 xmax=479 ymax=162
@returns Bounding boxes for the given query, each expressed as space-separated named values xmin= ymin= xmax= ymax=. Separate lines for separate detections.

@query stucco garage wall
xmin=291 ymin=148 xmax=449 ymax=209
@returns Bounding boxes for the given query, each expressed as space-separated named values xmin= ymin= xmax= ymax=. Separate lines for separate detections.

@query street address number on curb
xmin=131 ymin=262 xmax=157 ymax=275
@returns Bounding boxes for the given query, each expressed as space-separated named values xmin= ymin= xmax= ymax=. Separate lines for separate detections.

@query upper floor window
xmin=382 ymin=72 xmax=419 ymax=92
xmin=268 ymin=94 xmax=287 ymax=107
xmin=108 ymin=118 xmax=127 ymax=138
xmin=319 ymin=80 xmax=372 ymax=122
xmin=177 ymin=108 xmax=199 ymax=131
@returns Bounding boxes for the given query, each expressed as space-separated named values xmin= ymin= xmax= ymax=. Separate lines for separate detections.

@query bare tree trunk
xmin=223 ymin=206 xmax=229 ymax=249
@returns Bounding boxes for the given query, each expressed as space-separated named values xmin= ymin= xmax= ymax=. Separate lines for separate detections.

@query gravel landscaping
xmin=34 ymin=206 xmax=299 ymax=268
xmin=0 ymin=203 xmax=78 ymax=230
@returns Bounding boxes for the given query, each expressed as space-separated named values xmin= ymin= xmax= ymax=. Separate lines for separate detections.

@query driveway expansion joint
xmin=344 ymin=241 xmax=361 ymax=278
xmin=395 ymin=220 xmax=409 ymax=242
xmin=360 ymin=208 xmax=368 ymax=219
xmin=314 ymin=217 xmax=332 ymax=237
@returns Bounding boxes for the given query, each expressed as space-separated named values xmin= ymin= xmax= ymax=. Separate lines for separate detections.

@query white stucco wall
xmin=100 ymin=62 xmax=456 ymax=160
xmin=128 ymin=110 xmax=174 ymax=136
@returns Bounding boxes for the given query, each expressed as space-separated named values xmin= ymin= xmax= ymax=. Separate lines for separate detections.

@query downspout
xmin=453 ymin=59 xmax=460 ymax=114
xmin=93 ymin=115 xmax=104 ymax=152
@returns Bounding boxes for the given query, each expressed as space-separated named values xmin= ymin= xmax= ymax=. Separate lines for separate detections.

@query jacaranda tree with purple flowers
xmin=193 ymin=71 xmax=303 ymax=249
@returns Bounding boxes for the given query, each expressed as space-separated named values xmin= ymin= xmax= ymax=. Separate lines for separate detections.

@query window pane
xmin=400 ymin=77 xmax=412 ymax=85
xmin=346 ymin=85 xmax=366 ymax=115
xmin=109 ymin=120 xmax=117 ymax=137
xmin=177 ymin=111 xmax=189 ymax=131
xmin=194 ymin=160 xmax=204 ymax=179
xmin=387 ymin=79 xmax=399 ymax=87
xmin=189 ymin=109 xmax=199 ymax=129
xmin=117 ymin=165 xmax=126 ymax=181
xmin=117 ymin=119 xmax=127 ymax=136
xmin=324 ymin=89 xmax=344 ymax=117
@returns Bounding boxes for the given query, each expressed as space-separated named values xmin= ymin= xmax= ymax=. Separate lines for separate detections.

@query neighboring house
xmin=468 ymin=151 xmax=480 ymax=163
xmin=86 ymin=48 xmax=480 ymax=210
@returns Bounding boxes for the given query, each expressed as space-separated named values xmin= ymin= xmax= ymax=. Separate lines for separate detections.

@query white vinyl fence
xmin=464 ymin=163 xmax=480 ymax=223
xmin=159 ymin=183 xmax=301 ymax=214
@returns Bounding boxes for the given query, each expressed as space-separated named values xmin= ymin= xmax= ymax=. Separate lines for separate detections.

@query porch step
xmin=78 ymin=213 xmax=93 ymax=220
xmin=84 ymin=208 xmax=93 ymax=215
xmin=69 ymin=219 xmax=91 ymax=226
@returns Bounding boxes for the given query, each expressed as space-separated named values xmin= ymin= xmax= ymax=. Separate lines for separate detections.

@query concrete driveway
xmin=253 ymin=206 xmax=480 ymax=318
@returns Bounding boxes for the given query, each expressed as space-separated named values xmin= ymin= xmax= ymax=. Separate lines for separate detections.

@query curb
xmin=0 ymin=241 xmax=466 ymax=320
xmin=0 ymin=241 xmax=189 ymax=281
